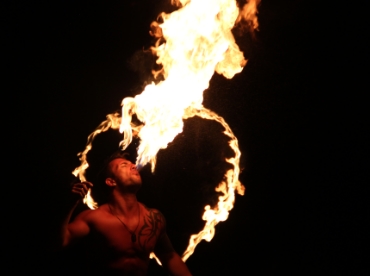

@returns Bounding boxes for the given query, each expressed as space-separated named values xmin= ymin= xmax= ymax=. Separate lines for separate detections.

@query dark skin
xmin=59 ymin=158 xmax=191 ymax=276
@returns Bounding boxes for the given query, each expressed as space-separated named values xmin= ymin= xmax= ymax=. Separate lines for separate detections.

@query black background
xmin=5 ymin=0 xmax=367 ymax=275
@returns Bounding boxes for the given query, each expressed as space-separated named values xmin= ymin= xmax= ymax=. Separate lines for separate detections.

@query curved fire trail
xmin=73 ymin=0 xmax=259 ymax=262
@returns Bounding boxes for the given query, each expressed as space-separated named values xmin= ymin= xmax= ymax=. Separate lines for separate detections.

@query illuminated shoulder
xmin=73 ymin=207 xmax=103 ymax=223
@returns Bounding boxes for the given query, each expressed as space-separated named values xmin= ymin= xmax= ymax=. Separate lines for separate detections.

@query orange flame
xmin=73 ymin=0 xmax=259 ymax=261
xmin=181 ymin=107 xmax=245 ymax=261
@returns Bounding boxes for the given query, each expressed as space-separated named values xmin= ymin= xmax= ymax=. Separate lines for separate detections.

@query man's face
xmin=107 ymin=158 xmax=142 ymax=188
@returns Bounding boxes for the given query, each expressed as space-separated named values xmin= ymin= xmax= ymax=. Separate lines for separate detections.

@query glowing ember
xmin=73 ymin=0 xmax=259 ymax=262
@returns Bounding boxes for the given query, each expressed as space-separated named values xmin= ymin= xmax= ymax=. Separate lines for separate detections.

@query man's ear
xmin=105 ymin=178 xmax=116 ymax=187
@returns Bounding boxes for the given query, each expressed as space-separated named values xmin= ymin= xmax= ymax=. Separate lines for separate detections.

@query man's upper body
xmin=58 ymin=153 xmax=191 ymax=276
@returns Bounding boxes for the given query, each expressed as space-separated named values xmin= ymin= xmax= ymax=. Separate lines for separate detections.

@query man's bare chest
xmin=88 ymin=209 xmax=164 ymax=255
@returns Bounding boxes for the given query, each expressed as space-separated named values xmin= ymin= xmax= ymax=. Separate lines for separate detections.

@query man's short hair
xmin=100 ymin=151 xmax=131 ymax=179
xmin=92 ymin=151 xmax=132 ymax=204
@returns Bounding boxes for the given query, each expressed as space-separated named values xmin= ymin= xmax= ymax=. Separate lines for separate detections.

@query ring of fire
xmin=72 ymin=0 xmax=259 ymax=263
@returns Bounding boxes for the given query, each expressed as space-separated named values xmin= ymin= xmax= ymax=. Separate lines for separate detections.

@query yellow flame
xmin=73 ymin=0 xmax=259 ymax=261
xmin=150 ymin=252 xmax=162 ymax=266
xmin=237 ymin=0 xmax=260 ymax=30
xmin=181 ymin=106 xmax=244 ymax=261
xmin=72 ymin=113 xmax=121 ymax=209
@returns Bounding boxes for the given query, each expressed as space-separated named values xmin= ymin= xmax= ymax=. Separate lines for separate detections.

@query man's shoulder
xmin=74 ymin=204 xmax=109 ymax=222
xmin=139 ymin=203 xmax=167 ymax=228
xmin=140 ymin=203 xmax=164 ymax=217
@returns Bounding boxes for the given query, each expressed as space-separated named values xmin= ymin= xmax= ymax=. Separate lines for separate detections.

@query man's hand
xmin=53 ymin=181 xmax=93 ymax=250
xmin=71 ymin=181 xmax=93 ymax=202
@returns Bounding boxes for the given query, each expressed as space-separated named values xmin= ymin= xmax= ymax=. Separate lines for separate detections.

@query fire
xmin=73 ymin=0 xmax=259 ymax=262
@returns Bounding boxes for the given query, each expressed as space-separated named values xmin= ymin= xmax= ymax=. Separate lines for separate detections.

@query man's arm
xmin=55 ymin=182 xmax=93 ymax=249
xmin=154 ymin=230 xmax=192 ymax=276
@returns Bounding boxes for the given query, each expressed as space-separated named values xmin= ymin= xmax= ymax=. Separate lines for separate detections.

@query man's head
xmin=103 ymin=151 xmax=142 ymax=193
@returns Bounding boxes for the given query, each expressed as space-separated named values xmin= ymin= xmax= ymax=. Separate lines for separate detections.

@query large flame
xmin=73 ymin=0 xmax=259 ymax=262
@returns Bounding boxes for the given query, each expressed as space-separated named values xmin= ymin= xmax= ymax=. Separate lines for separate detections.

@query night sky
xmin=6 ymin=0 xmax=367 ymax=275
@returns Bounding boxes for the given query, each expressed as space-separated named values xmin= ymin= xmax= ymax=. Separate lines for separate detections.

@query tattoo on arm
xmin=137 ymin=208 xmax=165 ymax=250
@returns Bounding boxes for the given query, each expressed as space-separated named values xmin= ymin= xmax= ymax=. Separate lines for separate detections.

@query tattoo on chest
xmin=137 ymin=208 xmax=164 ymax=250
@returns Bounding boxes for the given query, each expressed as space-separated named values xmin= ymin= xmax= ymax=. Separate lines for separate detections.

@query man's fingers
xmin=71 ymin=182 xmax=93 ymax=200
xmin=82 ymin=181 xmax=93 ymax=188
xmin=72 ymin=188 xmax=85 ymax=197
xmin=74 ymin=182 xmax=93 ymax=192
xmin=72 ymin=186 xmax=89 ymax=198
xmin=72 ymin=185 xmax=88 ymax=195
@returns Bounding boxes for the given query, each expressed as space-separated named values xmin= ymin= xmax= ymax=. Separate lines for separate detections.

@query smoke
xmin=127 ymin=49 xmax=162 ymax=85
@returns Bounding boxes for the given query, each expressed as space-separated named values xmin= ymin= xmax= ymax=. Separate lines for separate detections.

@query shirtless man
xmin=58 ymin=152 xmax=191 ymax=275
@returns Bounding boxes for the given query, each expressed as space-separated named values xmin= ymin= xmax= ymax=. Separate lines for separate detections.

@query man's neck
xmin=109 ymin=190 xmax=139 ymax=217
